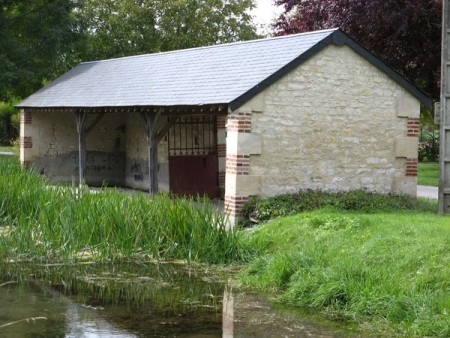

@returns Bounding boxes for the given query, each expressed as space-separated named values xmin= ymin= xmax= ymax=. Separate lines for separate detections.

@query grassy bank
xmin=0 ymin=158 xmax=243 ymax=264
xmin=418 ymin=162 xmax=439 ymax=186
xmin=239 ymin=207 xmax=450 ymax=336
xmin=3 ymin=156 xmax=450 ymax=335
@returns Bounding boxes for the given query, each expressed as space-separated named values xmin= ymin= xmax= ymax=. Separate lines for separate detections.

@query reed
xmin=0 ymin=158 xmax=242 ymax=264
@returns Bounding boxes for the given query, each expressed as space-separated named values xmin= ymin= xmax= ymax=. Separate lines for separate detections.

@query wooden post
xmin=140 ymin=110 xmax=161 ymax=193
xmin=75 ymin=111 xmax=106 ymax=187
xmin=440 ymin=0 xmax=450 ymax=213
xmin=75 ymin=110 xmax=86 ymax=186
xmin=140 ymin=111 xmax=179 ymax=194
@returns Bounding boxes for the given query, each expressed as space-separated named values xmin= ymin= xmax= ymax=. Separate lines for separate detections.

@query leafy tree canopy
xmin=274 ymin=0 xmax=442 ymax=99
xmin=74 ymin=0 xmax=258 ymax=61
xmin=1 ymin=0 xmax=257 ymax=100
xmin=0 ymin=0 xmax=81 ymax=100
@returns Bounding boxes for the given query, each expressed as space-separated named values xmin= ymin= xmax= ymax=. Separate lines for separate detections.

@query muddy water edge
xmin=0 ymin=262 xmax=365 ymax=337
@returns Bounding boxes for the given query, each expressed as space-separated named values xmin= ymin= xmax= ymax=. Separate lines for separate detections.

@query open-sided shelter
xmin=17 ymin=29 xmax=431 ymax=225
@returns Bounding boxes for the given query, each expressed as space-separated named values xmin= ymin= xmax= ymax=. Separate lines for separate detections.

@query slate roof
xmin=17 ymin=28 xmax=431 ymax=110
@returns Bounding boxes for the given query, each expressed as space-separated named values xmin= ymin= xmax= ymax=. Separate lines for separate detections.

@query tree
xmin=0 ymin=0 xmax=257 ymax=100
xmin=156 ymin=0 xmax=257 ymax=51
xmin=78 ymin=0 xmax=258 ymax=61
xmin=273 ymin=0 xmax=442 ymax=99
xmin=0 ymin=0 xmax=82 ymax=101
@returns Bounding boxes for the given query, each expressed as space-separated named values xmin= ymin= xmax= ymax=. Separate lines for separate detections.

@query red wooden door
xmin=168 ymin=116 xmax=219 ymax=198
xmin=169 ymin=155 xmax=218 ymax=198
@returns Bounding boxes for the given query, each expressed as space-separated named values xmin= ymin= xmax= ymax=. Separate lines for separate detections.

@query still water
xmin=0 ymin=262 xmax=361 ymax=337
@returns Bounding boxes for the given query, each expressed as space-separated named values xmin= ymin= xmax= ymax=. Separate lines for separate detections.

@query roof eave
xmin=16 ymin=103 xmax=230 ymax=115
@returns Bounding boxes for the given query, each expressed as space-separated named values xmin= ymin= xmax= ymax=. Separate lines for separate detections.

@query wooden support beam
xmin=75 ymin=110 xmax=87 ymax=186
xmin=86 ymin=112 xmax=106 ymax=134
xmin=140 ymin=110 xmax=162 ymax=193
xmin=156 ymin=116 xmax=179 ymax=144
xmin=75 ymin=111 xmax=106 ymax=186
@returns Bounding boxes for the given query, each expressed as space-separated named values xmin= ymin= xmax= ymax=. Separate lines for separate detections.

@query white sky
xmin=251 ymin=0 xmax=283 ymax=34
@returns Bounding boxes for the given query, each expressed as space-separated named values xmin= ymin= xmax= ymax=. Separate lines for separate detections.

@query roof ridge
xmin=81 ymin=28 xmax=339 ymax=65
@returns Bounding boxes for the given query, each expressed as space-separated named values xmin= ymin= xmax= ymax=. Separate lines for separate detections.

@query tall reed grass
xmin=0 ymin=158 xmax=243 ymax=264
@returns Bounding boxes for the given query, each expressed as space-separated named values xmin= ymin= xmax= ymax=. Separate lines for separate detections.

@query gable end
xmin=230 ymin=30 xmax=431 ymax=111
xmin=332 ymin=31 xmax=432 ymax=108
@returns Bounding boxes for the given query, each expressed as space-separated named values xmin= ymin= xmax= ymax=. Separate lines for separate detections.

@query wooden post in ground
xmin=75 ymin=110 xmax=86 ymax=186
xmin=140 ymin=110 xmax=161 ymax=193
xmin=140 ymin=111 xmax=179 ymax=194
xmin=440 ymin=0 xmax=450 ymax=213
xmin=75 ymin=110 xmax=106 ymax=187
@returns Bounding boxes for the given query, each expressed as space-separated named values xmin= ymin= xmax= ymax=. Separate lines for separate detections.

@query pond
xmin=0 ymin=262 xmax=362 ymax=337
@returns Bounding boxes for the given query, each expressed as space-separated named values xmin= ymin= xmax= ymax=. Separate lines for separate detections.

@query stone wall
xmin=224 ymin=44 xmax=420 ymax=224
xmin=20 ymin=110 xmax=128 ymax=186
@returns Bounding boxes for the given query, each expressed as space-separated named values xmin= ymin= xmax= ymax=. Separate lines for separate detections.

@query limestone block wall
xmin=21 ymin=109 xmax=78 ymax=175
xmin=20 ymin=110 xmax=127 ymax=185
xmin=252 ymin=44 xmax=419 ymax=198
xmin=224 ymin=44 xmax=420 ymax=224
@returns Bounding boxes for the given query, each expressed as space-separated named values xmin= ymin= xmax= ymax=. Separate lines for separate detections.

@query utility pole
xmin=440 ymin=0 xmax=450 ymax=213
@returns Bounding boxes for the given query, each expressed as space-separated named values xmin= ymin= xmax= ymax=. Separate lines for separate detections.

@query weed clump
xmin=240 ymin=189 xmax=436 ymax=225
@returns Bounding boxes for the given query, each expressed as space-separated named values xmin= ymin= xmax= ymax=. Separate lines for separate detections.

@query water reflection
xmin=0 ymin=262 xmax=361 ymax=337
xmin=222 ymin=286 xmax=233 ymax=338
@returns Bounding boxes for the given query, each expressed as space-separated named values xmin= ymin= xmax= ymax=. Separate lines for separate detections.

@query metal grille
xmin=168 ymin=116 xmax=216 ymax=156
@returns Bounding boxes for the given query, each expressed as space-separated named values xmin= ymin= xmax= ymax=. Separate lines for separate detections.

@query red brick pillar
xmin=20 ymin=110 xmax=33 ymax=165
xmin=406 ymin=117 xmax=420 ymax=177
xmin=224 ymin=111 xmax=252 ymax=225
xmin=217 ymin=115 xmax=227 ymax=198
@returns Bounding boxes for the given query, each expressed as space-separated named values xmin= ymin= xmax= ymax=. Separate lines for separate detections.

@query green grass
xmin=418 ymin=162 xmax=439 ymax=186
xmin=0 ymin=157 xmax=244 ymax=264
xmin=3 ymin=155 xmax=449 ymax=335
xmin=0 ymin=146 xmax=13 ymax=152
xmin=240 ymin=208 xmax=450 ymax=336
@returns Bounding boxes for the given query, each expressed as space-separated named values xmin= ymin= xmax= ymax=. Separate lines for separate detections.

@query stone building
xmin=17 ymin=29 xmax=431 ymax=225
